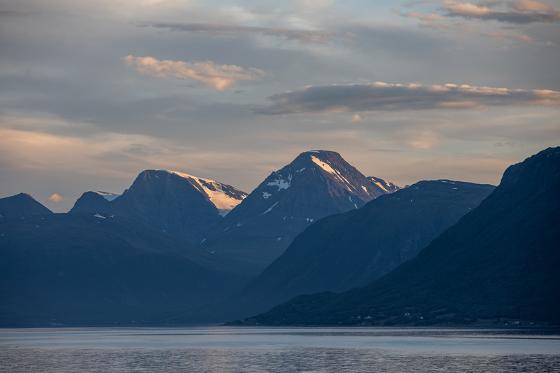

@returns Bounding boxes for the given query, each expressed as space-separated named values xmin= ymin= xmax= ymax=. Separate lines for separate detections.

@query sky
xmin=0 ymin=0 xmax=559 ymax=211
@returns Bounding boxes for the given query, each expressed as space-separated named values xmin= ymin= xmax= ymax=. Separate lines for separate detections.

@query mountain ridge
xmin=70 ymin=169 xmax=247 ymax=242
xmin=237 ymin=147 xmax=560 ymax=326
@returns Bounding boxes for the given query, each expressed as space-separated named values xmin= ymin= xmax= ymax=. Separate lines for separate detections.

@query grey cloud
xmin=144 ymin=22 xmax=333 ymax=43
xmin=258 ymin=82 xmax=560 ymax=114
xmin=444 ymin=1 xmax=560 ymax=24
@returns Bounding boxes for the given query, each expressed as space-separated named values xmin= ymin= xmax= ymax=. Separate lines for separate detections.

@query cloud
xmin=146 ymin=22 xmax=333 ymax=43
xmin=446 ymin=2 xmax=492 ymax=17
xmin=123 ymin=55 xmax=264 ymax=91
xmin=443 ymin=0 xmax=560 ymax=24
xmin=258 ymin=82 xmax=560 ymax=114
xmin=512 ymin=0 xmax=555 ymax=13
xmin=48 ymin=192 xmax=63 ymax=203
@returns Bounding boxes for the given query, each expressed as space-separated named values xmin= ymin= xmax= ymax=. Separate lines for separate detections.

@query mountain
xmin=230 ymin=180 xmax=494 ymax=319
xmin=201 ymin=150 xmax=398 ymax=275
xmin=0 ymin=212 xmax=246 ymax=326
xmin=238 ymin=147 xmax=560 ymax=327
xmin=70 ymin=170 xmax=247 ymax=242
xmin=0 ymin=193 xmax=52 ymax=220
xmin=70 ymin=191 xmax=115 ymax=215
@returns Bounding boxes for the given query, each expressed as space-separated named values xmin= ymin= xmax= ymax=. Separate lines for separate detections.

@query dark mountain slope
xmin=232 ymin=180 xmax=494 ymax=318
xmin=0 ymin=213 xmax=245 ymax=326
xmin=240 ymin=147 xmax=560 ymax=326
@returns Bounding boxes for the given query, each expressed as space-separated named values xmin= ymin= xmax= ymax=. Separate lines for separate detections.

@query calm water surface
xmin=1 ymin=327 xmax=559 ymax=372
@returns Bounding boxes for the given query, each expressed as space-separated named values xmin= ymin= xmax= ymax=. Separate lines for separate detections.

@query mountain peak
xmin=12 ymin=193 xmax=33 ymax=201
xmin=298 ymin=149 xmax=341 ymax=158
xmin=0 ymin=193 xmax=52 ymax=219
xmin=202 ymin=150 xmax=399 ymax=275
xmin=70 ymin=191 xmax=113 ymax=215
xmin=293 ymin=150 xmax=344 ymax=165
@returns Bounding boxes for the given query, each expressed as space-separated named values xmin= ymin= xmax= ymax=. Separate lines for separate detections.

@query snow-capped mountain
xmin=70 ymin=170 xmax=247 ymax=242
xmin=201 ymin=150 xmax=397 ymax=275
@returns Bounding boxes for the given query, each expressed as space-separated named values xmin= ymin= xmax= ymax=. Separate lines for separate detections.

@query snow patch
xmin=267 ymin=174 xmax=292 ymax=191
xmin=170 ymin=170 xmax=246 ymax=213
xmin=95 ymin=191 xmax=119 ymax=201
xmin=311 ymin=155 xmax=337 ymax=175
xmin=375 ymin=181 xmax=391 ymax=192
xmin=311 ymin=156 xmax=356 ymax=192
xmin=262 ymin=201 xmax=280 ymax=215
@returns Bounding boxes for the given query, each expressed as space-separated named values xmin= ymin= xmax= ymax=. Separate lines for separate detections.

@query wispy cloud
xmin=145 ymin=22 xmax=333 ymax=43
xmin=123 ymin=55 xmax=264 ymax=91
xmin=444 ymin=0 xmax=560 ymax=24
xmin=258 ymin=82 xmax=560 ymax=114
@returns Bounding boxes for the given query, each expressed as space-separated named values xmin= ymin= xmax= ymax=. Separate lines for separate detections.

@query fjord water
xmin=1 ymin=327 xmax=559 ymax=372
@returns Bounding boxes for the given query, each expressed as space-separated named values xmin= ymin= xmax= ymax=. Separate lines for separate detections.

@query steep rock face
xmin=202 ymin=150 xmax=397 ymax=275
xmin=231 ymin=180 xmax=494 ymax=319
xmin=0 ymin=193 xmax=52 ymax=220
xmin=241 ymin=147 xmax=560 ymax=327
